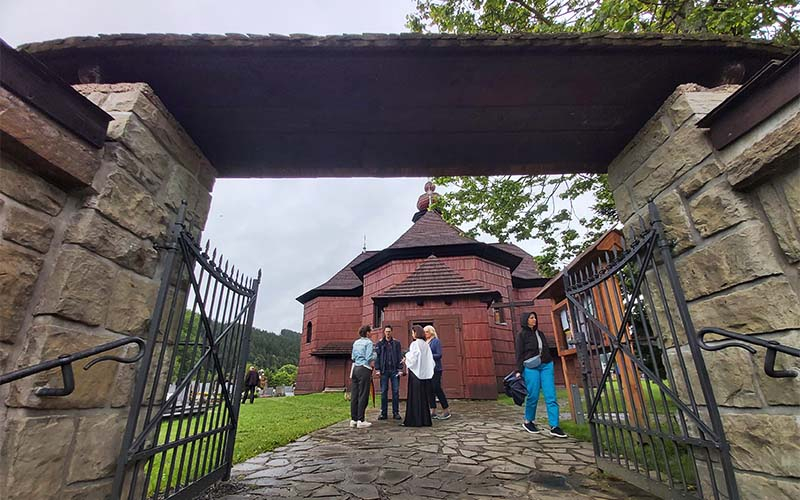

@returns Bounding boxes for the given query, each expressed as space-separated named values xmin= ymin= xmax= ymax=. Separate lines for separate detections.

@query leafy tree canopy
xmin=407 ymin=1 xmax=798 ymax=277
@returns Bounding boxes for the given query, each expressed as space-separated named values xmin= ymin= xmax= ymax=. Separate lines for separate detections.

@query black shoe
xmin=522 ymin=422 xmax=540 ymax=434
xmin=549 ymin=426 xmax=567 ymax=438
xmin=393 ymin=414 xmax=402 ymax=420
xmin=378 ymin=414 xmax=387 ymax=420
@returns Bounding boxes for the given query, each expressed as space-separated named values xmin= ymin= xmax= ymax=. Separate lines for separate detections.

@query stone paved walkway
xmin=221 ymin=400 xmax=656 ymax=499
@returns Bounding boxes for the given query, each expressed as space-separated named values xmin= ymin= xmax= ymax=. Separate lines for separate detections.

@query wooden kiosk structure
xmin=535 ymin=229 xmax=644 ymax=424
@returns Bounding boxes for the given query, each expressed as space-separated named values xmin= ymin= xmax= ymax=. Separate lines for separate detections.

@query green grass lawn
xmin=147 ymin=392 xmax=349 ymax=495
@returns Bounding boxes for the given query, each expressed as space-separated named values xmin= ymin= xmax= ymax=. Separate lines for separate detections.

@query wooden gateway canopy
xmin=20 ymin=33 xmax=788 ymax=178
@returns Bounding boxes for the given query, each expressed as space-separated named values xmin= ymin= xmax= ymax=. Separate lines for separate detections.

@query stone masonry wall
xmin=0 ymin=83 xmax=215 ymax=499
xmin=608 ymin=84 xmax=800 ymax=499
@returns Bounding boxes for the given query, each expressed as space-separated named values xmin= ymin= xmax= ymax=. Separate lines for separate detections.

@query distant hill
xmin=246 ymin=327 xmax=300 ymax=370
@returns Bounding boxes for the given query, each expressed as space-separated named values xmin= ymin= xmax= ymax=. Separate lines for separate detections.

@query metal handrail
xmin=697 ymin=327 xmax=800 ymax=379
xmin=0 ymin=336 xmax=145 ymax=396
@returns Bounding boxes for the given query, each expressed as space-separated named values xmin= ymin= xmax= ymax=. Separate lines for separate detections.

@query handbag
xmin=523 ymin=331 xmax=543 ymax=369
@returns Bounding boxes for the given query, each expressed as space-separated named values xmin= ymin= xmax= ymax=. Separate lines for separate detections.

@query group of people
xmin=348 ymin=311 xmax=566 ymax=439
xmin=349 ymin=324 xmax=450 ymax=428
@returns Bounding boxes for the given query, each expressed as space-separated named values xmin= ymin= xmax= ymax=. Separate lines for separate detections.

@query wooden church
xmin=295 ymin=183 xmax=564 ymax=399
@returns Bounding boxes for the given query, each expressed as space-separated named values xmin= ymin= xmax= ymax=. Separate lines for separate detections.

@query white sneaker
xmin=356 ymin=421 xmax=372 ymax=429
xmin=349 ymin=420 xmax=357 ymax=428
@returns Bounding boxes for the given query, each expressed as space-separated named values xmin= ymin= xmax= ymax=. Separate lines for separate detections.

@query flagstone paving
xmin=219 ymin=400 xmax=656 ymax=499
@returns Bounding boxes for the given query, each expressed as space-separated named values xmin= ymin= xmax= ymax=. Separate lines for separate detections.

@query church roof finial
xmin=413 ymin=181 xmax=440 ymax=222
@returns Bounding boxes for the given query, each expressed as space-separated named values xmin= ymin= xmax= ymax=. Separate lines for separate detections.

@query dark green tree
xmin=407 ymin=1 xmax=798 ymax=277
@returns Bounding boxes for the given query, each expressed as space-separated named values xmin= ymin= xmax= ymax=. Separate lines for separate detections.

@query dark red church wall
xmin=296 ymin=296 xmax=362 ymax=394
xmin=381 ymin=296 xmax=498 ymax=400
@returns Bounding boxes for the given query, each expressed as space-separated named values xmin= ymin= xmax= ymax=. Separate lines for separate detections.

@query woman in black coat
xmin=514 ymin=312 xmax=566 ymax=438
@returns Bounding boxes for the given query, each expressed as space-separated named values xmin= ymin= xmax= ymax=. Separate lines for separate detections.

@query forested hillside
xmin=247 ymin=327 xmax=300 ymax=370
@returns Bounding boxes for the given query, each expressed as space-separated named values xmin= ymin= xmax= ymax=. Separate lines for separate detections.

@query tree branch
xmin=510 ymin=0 xmax=553 ymax=25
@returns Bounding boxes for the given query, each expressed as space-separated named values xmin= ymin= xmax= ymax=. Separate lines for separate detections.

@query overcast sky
xmin=1 ymin=0 xmax=592 ymax=332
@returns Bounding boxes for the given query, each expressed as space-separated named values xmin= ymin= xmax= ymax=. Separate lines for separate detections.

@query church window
xmin=494 ymin=308 xmax=506 ymax=325
xmin=373 ymin=304 xmax=384 ymax=328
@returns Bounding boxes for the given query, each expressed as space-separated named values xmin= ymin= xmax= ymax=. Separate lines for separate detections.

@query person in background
xmin=350 ymin=325 xmax=376 ymax=429
xmin=258 ymin=369 xmax=267 ymax=391
xmin=424 ymin=325 xmax=451 ymax=420
xmin=402 ymin=325 xmax=435 ymax=427
xmin=375 ymin=324 xmax=403 ymax=420
xmin=242 ymin=366 xmax=260 ymax=404
xmin=515 ymin=312 xmax=566 ymax=438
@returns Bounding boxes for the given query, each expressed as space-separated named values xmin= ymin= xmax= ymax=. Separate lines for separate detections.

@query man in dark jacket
xmin=515 ymin=312 xmax=566 ymax=438
xmin=375 ymin=325 xmax=402 ymax=420
xmin=242 ymin=366 xmax=260 ymax=404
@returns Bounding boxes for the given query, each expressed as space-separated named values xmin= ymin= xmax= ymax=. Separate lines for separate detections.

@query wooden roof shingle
xmin=374 ymin=256 xmax=500 ymax=302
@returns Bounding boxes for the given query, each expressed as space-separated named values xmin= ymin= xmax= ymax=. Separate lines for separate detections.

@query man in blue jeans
xmin=375 ymin=325 xmax=403 ymax=420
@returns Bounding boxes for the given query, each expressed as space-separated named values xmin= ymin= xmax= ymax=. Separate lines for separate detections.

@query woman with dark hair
xmin=402 ymin=325 xmax=435 ymax=427
xmin=350 ymin=325 xmax=375 ymax=429
xmin=515 ymin=312 xmax=566 ymax=438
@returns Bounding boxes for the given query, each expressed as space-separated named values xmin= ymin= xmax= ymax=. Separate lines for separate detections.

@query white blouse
xmin=404 ymin=338 xmax=435 ymax=380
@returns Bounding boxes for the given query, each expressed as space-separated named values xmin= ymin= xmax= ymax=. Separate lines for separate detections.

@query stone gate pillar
xmin=607 ymin=84 xmax=799 ymax=499
xmin=0 ymin=81 xmax=216 ymax=499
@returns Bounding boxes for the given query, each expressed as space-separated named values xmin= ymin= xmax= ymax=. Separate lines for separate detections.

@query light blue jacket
xmin=351 ymin=337 xmax=375 ymax=368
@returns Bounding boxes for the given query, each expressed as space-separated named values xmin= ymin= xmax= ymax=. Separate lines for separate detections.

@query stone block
xmin=758 ymin=181 xmax=800 ymax=263
xmin=63 ymin=480 xmax=114 ymax=500
xmin=727 ymin=112 xmax=800 ymax=189
xmin=106 ymin=111 xmax=173 ymax=181
xmin=103 ymin=141 xmax=162 ymax=194
xmin=1 ymin=414 xmax=75 ymax=500
xmin=754 ymin=330 xmax=800 ymax=406
xmin=784 ymin=166 xmax=800 ymax=228
xmin=67 ymin=411 xmax=127 ymax=483
xmin=0 ymin=243 xmax=44 ymax=341
xmin=64 ymin=208 xmax=159 ymax=277
xmin=676 ymin=222 xmax=783 ymax=301
xmin=6 ymin=320 xmax=127 ymax=409
xmin=0 ymin=154 xmax=66 ymax=215
xmin=608 ymin=115 xmax=672 ymax=189
xmin=668 ymin=90 xmax=733 ymax=128
xmin=736 ymin=470 xmax=800 ymax=500
xmin=111 ymin=356 xmax=137 ymax=407
xmin=3 ymin=204 xmax=55 ymax=253
xmin=87 ymin=168 xmax=170 ymax=242
xmin=612 ymin=184 xmax=636 ymax=223
xmin=0 ymin=87 xmax=102 ymax=187
xmin=689 ymin=181 xmax=757 ymax=238
xmin=96 ymin=84 xmax=216 ymax=189
xmin=629 ymin=124 xmax=713 ymax=205
xmin=162 ymin=164 xmax=210 ymax=220
xmin=655 ymin=190 xmax=695 ymax=255
xmin=36 ymin=246 xmax=117 ymax=325
xmin=722 ymin=413 xmax=800 ymax=477
xmin=105 ymin=270 xmax=159 ymax=335
xmin=667 ymin=345 xmax=762 ymax=408
xmin=678 ymin=158 xmax=722 ymax=197
xmin=688 ymin=277 xmax=800 ymax=334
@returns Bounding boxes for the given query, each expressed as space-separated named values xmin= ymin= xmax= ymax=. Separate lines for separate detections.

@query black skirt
xmin=403 ymin=371 xmax=432 ymax=427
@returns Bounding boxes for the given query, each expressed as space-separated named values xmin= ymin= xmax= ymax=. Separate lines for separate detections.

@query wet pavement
xmin=220 ymin=400 xmax=656 ymax=499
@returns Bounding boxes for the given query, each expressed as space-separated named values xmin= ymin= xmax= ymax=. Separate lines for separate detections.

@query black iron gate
xmin=112 ymin=205 xmax=261 ymax=500
xmin=566 ymin=203 xmax=738 ymax=500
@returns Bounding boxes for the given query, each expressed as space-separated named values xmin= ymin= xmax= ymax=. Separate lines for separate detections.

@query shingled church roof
xmin=386 ymin=210 xmax=475 ymax=249
xmin=297 ymin=185 xmax=547 ymax=304
xmin=374 ymin=256 xmax=500 ymax=302
xmin=295 ymin=251 xmax=378 ymax=303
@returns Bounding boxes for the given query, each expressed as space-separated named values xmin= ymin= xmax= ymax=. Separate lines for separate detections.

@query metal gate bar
xmin=113 ymin=204 xmax=261 ymax=500
xmin=566 ymin=203 xmax=738 ymax=500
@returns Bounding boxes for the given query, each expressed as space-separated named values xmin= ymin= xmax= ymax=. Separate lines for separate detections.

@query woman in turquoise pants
xmin=514 ymin=312 xmax=566 ymax=438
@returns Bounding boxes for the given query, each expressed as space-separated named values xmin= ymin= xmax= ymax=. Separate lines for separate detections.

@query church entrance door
xmin=408 ymin=316 xmax=465 ymax=399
